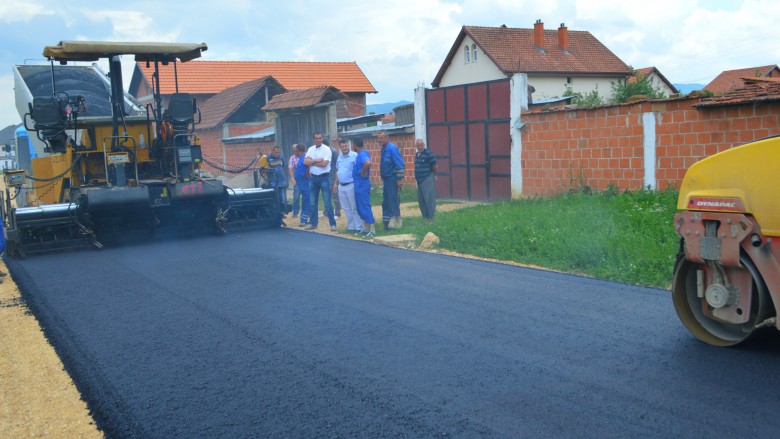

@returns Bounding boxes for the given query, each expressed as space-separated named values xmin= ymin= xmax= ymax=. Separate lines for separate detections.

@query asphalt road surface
xmin=9 ymin=229 xmax=780 ymax=438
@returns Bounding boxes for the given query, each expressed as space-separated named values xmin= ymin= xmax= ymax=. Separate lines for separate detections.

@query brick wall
xmin=358 ymin=133 xmax=416 ymax=183
xmin=520 ymin=97 xmax=780 ymax=196
xmin=344 ymin=94 xmax=367 ymax=118
xmin=197 ymin=126 xmax=274 ymax=177
xmin=196 ymin=127 xmax=417 ymax=184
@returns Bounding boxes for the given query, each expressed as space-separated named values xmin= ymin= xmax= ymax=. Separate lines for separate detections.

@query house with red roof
xmin=628 ymin=67 xmax=679 ymax=97
xmin=129 ymin=60 xmax=376 ymax=118
xmin=432 ymin=21 xmax=631 ymax=101
xmin=704 ymin=65 xmax=780 ymax=94
xmin=193 ymin=76 xmax=286 ymax=172
xmin=128 ymin=60 xmax=376 ymax=179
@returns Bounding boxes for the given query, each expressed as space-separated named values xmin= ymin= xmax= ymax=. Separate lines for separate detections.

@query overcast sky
xmin=1 ymin=0 xmax=778 ymax=129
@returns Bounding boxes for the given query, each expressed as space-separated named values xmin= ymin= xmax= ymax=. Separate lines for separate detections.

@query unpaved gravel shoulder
xmin=0 ymin=260 xmax=103 ymax=438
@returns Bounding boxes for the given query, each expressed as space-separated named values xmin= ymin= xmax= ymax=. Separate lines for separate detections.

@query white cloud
xmin=2 ymin=0 xmax=780 ymax=126
xmin=0 ymin=74 xmax=20 ymax=125
xmin=84 ymin=9 xmax=181 ymax=42
xmin=0 ymin=0 xmax=53 ymax=23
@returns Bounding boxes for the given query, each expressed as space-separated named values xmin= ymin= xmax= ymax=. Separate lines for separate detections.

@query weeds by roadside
xmin=384 ymin=188 xmax=679 ymax=289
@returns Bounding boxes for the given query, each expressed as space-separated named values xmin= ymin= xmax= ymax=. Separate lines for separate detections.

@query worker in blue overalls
xmin=378 ymin=131 xmax=405 ymax=230
xmin=352 ymin=138 xmax=376 ymax=238
xmin=293 ymin=144 xmax=311 ymax=226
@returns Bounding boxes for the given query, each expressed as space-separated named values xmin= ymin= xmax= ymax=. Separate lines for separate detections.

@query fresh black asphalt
xmin=8 ymin=228 xmax=780 ymax=438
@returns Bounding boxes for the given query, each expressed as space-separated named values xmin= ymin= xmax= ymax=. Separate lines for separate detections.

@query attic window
xmin=472 ymin=44 xmax=478 ymax=62
xmin=465 ymin=46 xmax=471 ymax=64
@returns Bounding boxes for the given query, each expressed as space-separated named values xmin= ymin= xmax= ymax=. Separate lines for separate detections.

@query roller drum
xmin=14 ymin=203 xmax=80 ymax=224
xmin=226 ymin=187 xmax=277 ymax=206
xmin=81 ymin=187 xmax=150 ymax=211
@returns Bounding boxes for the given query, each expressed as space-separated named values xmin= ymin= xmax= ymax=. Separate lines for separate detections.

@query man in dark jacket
xmin=414 ymin=138 xmax=437 ymax=224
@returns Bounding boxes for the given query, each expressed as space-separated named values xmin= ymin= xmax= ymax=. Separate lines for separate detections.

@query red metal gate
xmin=426 ymin=78 xmax=511 ymax=200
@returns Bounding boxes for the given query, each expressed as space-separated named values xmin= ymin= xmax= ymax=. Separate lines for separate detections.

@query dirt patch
xmin=298 ymin=200 xmax=480 ymax=238
xmin=303 ymin=200 xmax=560 ymax=274
xmin=0 ymin=260 xmax=103 ymax=438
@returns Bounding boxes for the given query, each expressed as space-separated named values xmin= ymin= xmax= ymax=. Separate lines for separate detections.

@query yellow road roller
xmin=673 ymin=134 xmax=780 ymax=346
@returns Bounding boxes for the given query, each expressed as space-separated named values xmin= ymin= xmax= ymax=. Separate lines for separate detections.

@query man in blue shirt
xmin=378 ymin=131 xmax=405 ymax=230
xmin=293 ymin=144 xmax=311 ymax=226
xmin=352 ymin=138 xmax=376 ymax=238
xmin=332 ymin=138 xmax=361 ymax=232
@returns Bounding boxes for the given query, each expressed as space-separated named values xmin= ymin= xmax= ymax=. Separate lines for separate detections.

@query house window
xmin=472 ymin=44 xmax=478 ymax=62
xmin=566 ymin=77 xmax=572 ymax=84
xmin=465 ymin=46 xmax=470 ymax=63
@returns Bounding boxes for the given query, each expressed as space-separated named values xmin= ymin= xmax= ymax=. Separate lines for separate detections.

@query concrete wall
xmin=646 ymin=73 xmax=676 ymax=97
xmin=530 ymin=76 xmax=620 ymax=101
xmin=519 ymin=98 xmax=780 ymax=196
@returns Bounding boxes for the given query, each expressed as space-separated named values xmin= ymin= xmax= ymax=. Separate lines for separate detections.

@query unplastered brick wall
xmin=520 ymin=98 xmax=780 ymax=196
xmin=197 ymin=126 xmax=273 ymax=177
xmin=358 ymin=133 xmax=416 ymax=184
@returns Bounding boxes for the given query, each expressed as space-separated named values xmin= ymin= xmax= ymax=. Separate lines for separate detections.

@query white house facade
xmin=432 ymin=22 xmax=631 ymax=102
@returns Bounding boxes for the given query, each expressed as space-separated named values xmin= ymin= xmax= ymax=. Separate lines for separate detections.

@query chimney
xmin=558 ymin=23 xmax=568 ymax=52
xmin=533 ymin=19 xmax=544 ymax=48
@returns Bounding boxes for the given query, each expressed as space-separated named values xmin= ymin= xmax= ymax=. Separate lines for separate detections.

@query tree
xmin=563 ymin=85 xmax=604 ymax=106
xmin=610 ymin=72 xmax=666 ymax=103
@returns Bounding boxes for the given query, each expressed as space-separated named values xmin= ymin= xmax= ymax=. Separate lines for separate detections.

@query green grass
xmin=381 ymin=188 xmax=680 ymax=289
xmin=313 ymin=183 xmax=417 ymax=211
xmin=369 ymin=185 xmax=418 ymax=205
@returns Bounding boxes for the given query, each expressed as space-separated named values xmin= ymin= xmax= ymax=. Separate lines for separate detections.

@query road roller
xmin=673 ymin=134 xmax=780 ymax=346
xmin=2 ymin=41 xmax=284 ymax=256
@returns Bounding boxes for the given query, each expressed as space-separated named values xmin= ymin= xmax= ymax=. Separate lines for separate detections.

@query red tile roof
xmin=137 ymin=60 xmax=377 ymax=95
xmin=696 ymin=82 xmax=780 ymax=107
xmin=703 ymin=65 xmax=780 ymax=94
xmin=742 ymin=76 xmax=780 ymax=84
xmin=433 ymin=24 xmax=630 ymax=86
xmin=198 ymin=76 xmax=285 ymax=129
xmin=262 ymin=86 xmax=346 ymax=111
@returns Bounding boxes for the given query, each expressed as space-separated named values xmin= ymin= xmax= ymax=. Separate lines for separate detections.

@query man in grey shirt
xmin=332 ymin=138 xmax=361 ymax=232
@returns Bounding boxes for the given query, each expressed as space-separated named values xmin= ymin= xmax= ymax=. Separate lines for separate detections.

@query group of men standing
xmin=282 ymin=130 xmax=437 ymax=237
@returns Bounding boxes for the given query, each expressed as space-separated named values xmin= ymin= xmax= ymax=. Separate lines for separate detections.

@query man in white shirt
xmin=332 ymin=138 xmax=361 ymax=232
xmin=303 ymin=132 xmax=337 ymax=231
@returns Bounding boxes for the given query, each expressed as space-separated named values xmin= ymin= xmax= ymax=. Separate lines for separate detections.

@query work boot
xmin=388 ymin=216 xmax=403 ymax=229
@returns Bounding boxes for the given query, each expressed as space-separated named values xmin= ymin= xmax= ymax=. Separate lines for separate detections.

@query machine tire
xmin=672 ymin=251 xmax=773 ymax=346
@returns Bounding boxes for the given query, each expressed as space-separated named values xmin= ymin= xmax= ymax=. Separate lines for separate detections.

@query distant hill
xmin=674 ymin=83 xmax=705 ymax=94
xmin=366 ymin=101 xmax=412 ymax=115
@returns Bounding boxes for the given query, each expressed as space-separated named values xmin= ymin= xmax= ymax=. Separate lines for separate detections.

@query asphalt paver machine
xmin=672 ymin=134 xmax=780 ymax=346
xmin=3 ymin=41 xmax=283 ymax=256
